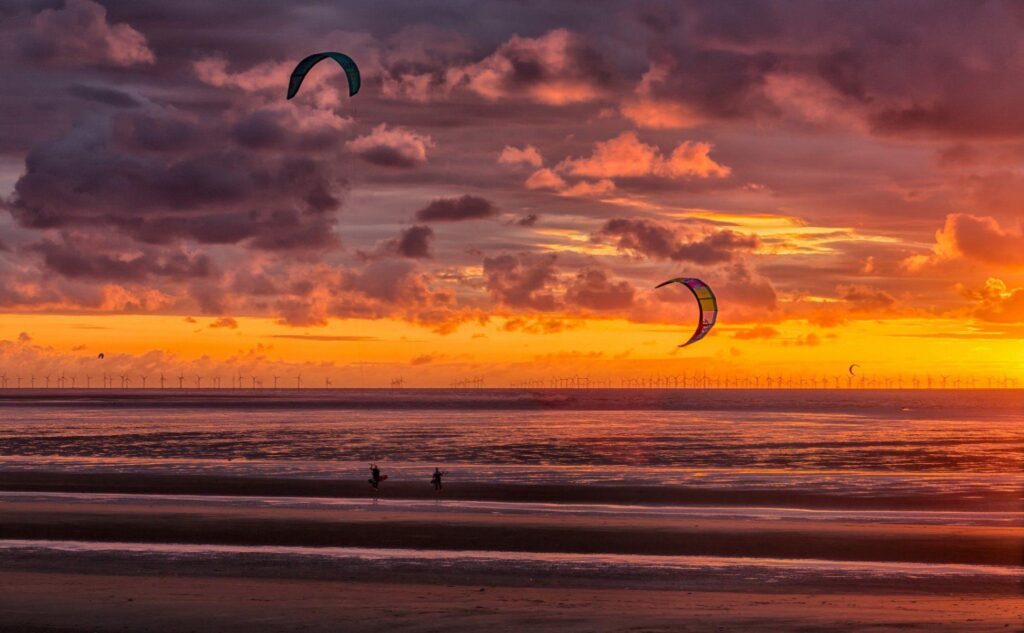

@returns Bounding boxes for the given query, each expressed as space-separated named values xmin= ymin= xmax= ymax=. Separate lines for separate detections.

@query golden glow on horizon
xmin=1 ymin=313 xmax=1020 ymax=386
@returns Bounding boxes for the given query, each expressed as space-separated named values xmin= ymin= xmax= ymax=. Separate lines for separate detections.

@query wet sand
xmin=1 ymin=571 xmax=1022 ymax=633
xmin=1 ymin=486 xmax=1022 ymax=631
xmin=0 ymin=495 xmax=1022 ymax=566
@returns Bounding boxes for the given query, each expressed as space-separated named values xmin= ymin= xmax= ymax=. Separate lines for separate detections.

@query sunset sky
xmin=1 ymin=0 xmax=1024 ymax=386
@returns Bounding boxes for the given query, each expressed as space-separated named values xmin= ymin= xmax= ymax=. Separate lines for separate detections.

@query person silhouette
xmin=368 ymin=463 xmax=384 ymax=490
xmin=430 ymin=468 xmax=446 ymax=491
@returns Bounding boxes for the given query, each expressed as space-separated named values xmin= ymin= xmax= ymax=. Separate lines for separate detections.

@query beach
xmin=0 ymin=389 xmax=1021 ymax=631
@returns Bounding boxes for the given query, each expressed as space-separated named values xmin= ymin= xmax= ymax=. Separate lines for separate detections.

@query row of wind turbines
xmin=512 ymin=374 xmax=1021 ymax=389
xmin=0 ymin=372 xmax=339 ymax=389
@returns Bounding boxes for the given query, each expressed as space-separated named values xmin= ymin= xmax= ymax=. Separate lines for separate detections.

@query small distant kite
xmin=848 ymin=364 xmax=860 ymax=376
xmin=286 ymin=52 xmax=360 ymax=100
xmin=97 ymin=353 xmax=105 ymax=359
xmin=655 ymin=277 xmax=718 ymax=347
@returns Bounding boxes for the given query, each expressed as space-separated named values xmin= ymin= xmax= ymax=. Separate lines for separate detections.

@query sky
xmin=1 ymin=0 xmax=1023 ymax=386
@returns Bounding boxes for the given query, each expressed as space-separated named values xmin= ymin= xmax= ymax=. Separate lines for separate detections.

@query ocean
xmin=1 ymin=388 xmax=1022 ymax=601
xmin=0 ymin=388 xmax=1021 ymax=510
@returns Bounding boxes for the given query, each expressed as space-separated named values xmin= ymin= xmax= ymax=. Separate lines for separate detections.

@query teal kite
xmin=287 ymin=52 xmax=360 ymax=100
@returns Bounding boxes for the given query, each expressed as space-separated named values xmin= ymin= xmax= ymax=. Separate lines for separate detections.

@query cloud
xmin=514 ymin=214 xmax=539 ymax=227
xmin=410 ymin=354 xmax=434 ymax=365
xmin=414 ymin=195 xmax=496 ymax=222
xmin=595 ymin=218 xmax=759 ymax=264
xmin=387 ymin=225 xmax=435 ymax=259
xmin=499 ymin=145 xmax=544 ymax=167
xmin=791 ymin=332 xmax=821 ymax=347
xmin=346 ymin=124 xmax=434 ymax=168
xmin=209 ymin=317 xmax=238 ymax=329
xmin=557 ymin=132 xmax=730 ymax=180
xmin=927 ymin=214 xmax=1024 ymax=268
xmin=565 ymin=268 xmax=635 ymax=310
xmin=22 ymin=0 xmax=155 ymax=68
xmin=525 ymin=168 xmax=613 ymax=198
xmin=193 ymin=56 xmax=291 ymax=95
xmin=31 ymin=239 xmax=212 ymax=282
xmin=621 ymin=63 xmax=705 ymax=129
xmin=525 ymin=168 xmax=567 ymax=190
xmin=11 ymin=114 xmax=345 ymax=252
xmin=964 ymin=278 xmax=1024 ymax=323
xmin=561 ymin=178 xmax=615 ymax=197
xmin=446 ymin=29 xmax=610 ymax=105
xmin=68 ymin=84 xmax=141 ymax=108
xmin=621 ymin=98 xmax=704 ymax=129
xmin=483 ymin=253 xmax=560 ymax=311
xmin=502 ymin=316 xmax=580 ymax=334
xmin=717 ymin=262 xmax=778 ymax=312
xmin=269 ymin=334 xmax=378 ymax=342
xmin=734 ymin=325 xmax=779 ymax=340
xmin=837 ymin=284 xmax=896 ymax=311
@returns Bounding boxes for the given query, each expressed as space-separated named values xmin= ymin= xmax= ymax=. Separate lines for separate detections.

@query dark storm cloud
xmin=483 ymin=252 xmax=559 ymax=311
xmin=390 ymin=225 xmax=435 ymax=258
xmin=356 ymin=145 xmax=417 ymax=168
xmin=633 ymin=0 xmax=1024 ymax=139
xmin=68 ymin=84 xmax=141 ymax=108
xmin=31 ymin=239 xmax=212 ymax=281
xmin=565 ymin=268 xmax=634 ymax=311
xmin=10 ymin=113 xmax=345 ymax=252
xmin=414 ymin=195 xmax=496 ymax=222
xmin=595 ymin=218 xmax=758 ymax=264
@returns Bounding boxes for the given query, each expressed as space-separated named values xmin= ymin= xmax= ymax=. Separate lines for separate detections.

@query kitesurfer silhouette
xmin=430 ymin=468 xmax=445 ymax=491
xmin=368 ymin=463 xmax=384 ymax=490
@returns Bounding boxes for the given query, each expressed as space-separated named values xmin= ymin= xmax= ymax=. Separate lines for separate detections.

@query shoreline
xmin=0 ymin=387 xmax=1021 ymax=415
xmin=0 ymin=470 xmax=1018 ymax=511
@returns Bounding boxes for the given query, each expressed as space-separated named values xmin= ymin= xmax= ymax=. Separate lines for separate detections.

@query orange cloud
xmin=446 ymin=29 xmax=608 ymax=105
xmin=524 ymin=168 xmax=613 ymax=198
xmin=621 ymin=63 xmax=705 ymax=129
xmin=209 ymin=317 xmax=239 ymax=329
xmin=557 ymin=132 xmax=730 ymax=179
xmin=346 ymin=124 xmax=434 ymax=168
xmin=499 ymin=145 xmax=543 ymax=167
xmin=734 ymin=325 xmax=779 ymax=340
xmin=964 ymin=278 xmax=1024 ymax=323
xmin=939 ymin=214 xmax=1024 ymax=266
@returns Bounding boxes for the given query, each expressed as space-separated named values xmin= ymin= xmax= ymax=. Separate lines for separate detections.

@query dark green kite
xmin=286 ymin=52 xmax=360 ymax=100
